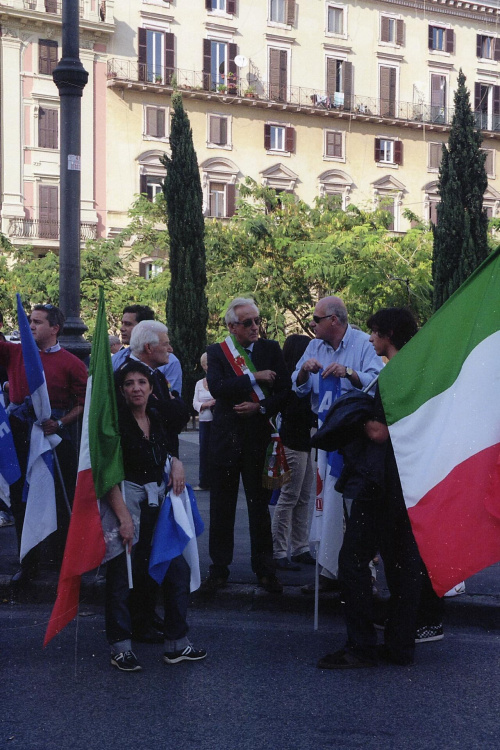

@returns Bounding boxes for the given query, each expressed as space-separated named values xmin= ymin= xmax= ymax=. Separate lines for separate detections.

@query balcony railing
xmin=107 ymin=59 xmax=500 ymax=133
xmin=13 ymin=0 xmax=110 ymax=21
xmin=8 ymin=218 xmax=98 ymax=242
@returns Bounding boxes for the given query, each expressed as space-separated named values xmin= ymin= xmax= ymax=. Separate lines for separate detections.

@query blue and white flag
xmin=16 ymin=295 xmax=61 ymax=561
xmin=0 ymin=398 xmax=21 ymax=498
xmin=149 ymin=484 xmax=204 ymax=591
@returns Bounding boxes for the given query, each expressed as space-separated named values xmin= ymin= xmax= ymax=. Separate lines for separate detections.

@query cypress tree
xmin=161 ymin=92 xmax=207 ymax=407
xmin=432 ymin=69 xmax=489 ymax=311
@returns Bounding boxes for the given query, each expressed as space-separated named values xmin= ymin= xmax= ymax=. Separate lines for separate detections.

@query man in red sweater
xmin=0 ymin=304 xmax=88 ymax=583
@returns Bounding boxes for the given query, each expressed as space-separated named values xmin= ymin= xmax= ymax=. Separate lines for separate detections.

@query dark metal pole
xmin=53 ymin=0 xmax=90 ymax=359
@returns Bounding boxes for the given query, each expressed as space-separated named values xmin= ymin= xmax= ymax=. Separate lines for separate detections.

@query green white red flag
xmin=378 ymin=246 xmax=500 ymax=596
xmin=44 ymin=290 xmax=124 ymax=646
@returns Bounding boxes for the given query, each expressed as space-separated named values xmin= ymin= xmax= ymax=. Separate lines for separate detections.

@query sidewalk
xmin=1 ymin=431 xmax=499 ymax=628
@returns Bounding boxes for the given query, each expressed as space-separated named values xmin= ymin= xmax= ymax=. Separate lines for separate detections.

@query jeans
xmin=271 ymin=447 xmax=313 ymax=558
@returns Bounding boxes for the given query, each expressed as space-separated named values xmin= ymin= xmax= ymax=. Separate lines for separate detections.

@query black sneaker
xmin=257 ymin=574 xmax=283 ymax=593
xmin=199 ymin=575 xmax=228 ymax=593
xmin=163 ymin=645 xmax=207 ymax=664
xmin=111 ymin=650 xmax=142 ymax=672
xmin=415 ymin=624 xmax=444 ymax=643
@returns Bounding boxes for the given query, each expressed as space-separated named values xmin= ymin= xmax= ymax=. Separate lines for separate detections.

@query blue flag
xmin=0 ymin=399 xmax=21 ymax=486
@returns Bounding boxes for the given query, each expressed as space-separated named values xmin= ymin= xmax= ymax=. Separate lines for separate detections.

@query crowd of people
xmin=0 ymin=294 xmax=449 ymax=672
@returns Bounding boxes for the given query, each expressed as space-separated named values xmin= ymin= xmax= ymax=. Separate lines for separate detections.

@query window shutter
xmin=286 ymin=0 xmax=296 ymax=26
xmin=326 ymin=131 xmax=335 ymax=156
xmin=493 ymin=86 xmax=500 ymax=115
xmin=228 ymin=43 xmax=237 ymax=93
xmin=381 ymin=16 xmax=390 ymax=43
xmin=483 ymin=149 xmax=494 ymax=175
xmin=205 ymin=0 xmax=212 ymax=9
xmin=374 ymin=138 xmax=381 ymax=162
xmin=343 ymin=61 xmax=353 ymax=109
xmin=428 ymin=26 xmax=434 ymax=50
xmin=474 ymin=82 xmax=481 ymax=111
xmin=165 ymin=32 xmax=175 ymax=84
xmin=264 ymin=123 xmax=271 ymax=150
xmin=477 ymin=35 xmax=482 ymax=57
xmin=394 ymin=140 xmax=403 ymax=165
xmin=430 ymin=201 xmax=439 ymax=225
xmin=140 ymin=174 xmax=147 ymax=195
xmin=494 ymin=39 xmax=500 ymax=62
xmin=326 ymin=58 xmax=337 ymax=96
xmin=139 ymin=262 xmax=147 ymax=279
xmin=210 ymin=115 xmax=221 ymax=144
xmin=138 ymin=28 xmax=147 ymax=82
xmin=380 ymin=66 xmax=395 ymax=116
xmin=146 ymin=106 xmax=156 ymax=136
xmin=220 ymin=117 xmax=228 ymax=145
xmin=429 ymin=142 xmax=442 ymax=169
xmin=227 ymin=0 xmax=236 ymax=14
xmin=45 ymin=0 xmax=57 ymax=11
xmin=445 ymin=28 xmax=454 ymax=54
xmin=157 ymin=108 xmax=166 ymax=138
xmin=396 ymin=19 xmax=405 ymax=46
xmin=285 ymin=126 xmax=295 ymax=153
xmin=269 ymin=48 xmax=281 ymax=100
xmin=39 ymin=185 xmax=58 ymax=238
xmin=203 ymin=39 xmax=212 ymax=90
xmin=226 ymin=184 xmax=236 ymax=217
xmin=39 ymin=107 xmax=58 ymax=149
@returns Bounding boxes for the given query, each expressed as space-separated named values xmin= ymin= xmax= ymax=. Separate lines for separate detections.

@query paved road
xmin=1 ymin=602 xmax=499 ymax=750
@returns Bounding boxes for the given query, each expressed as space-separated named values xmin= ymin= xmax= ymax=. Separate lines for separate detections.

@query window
xmin=206 ymin=0 xmax=237 ymax=13
xmin=374 ymin=138 xmax=403 ymax=165
xmin=476 ymin=34 xmax=500 ymax=61
xmin=269 ymin=0 xmax=294 ymax=25
xmin=326 ymin=58 xmax=353 ymax=109
xmin=144 ymin=106 xmax=167 ymax=139
xmin=379 ymin=196 xmax=396 ymax=230
xmin=379 ymin=66 xmax=397 ymax=117
xmin=428 ymin=142 xmax=444 ymax=171
xmin=268 ymin=48 xmax=288 ymax=102
xmin=474 ymin=83 xmax=500 ymax=131
xmin=208 ymin=182 xmax=236 ymax=218
xmin=140 ymin=261 xmax=163 ymax=280
xmin=201 ymin=157 xmax=238 ymax=217
xmin=138 ymin=29 xmax=175 ymax=84
xmin=380 ymin=16 xmax=404 ymax=45
xmin=482 ymin=148 xmax=495 ymax=177
xmin=264 ymin=124 xmax=295 ymax=153
xmin=430 ymin=74 xmax=446 ymax=123
xmin=140 ymin=175 xmax=163 ymax=201
xmin=324 ymin=130 xmax=344 ymax=159
xmin=203 ymin=40 xmax=237 ymax=92
xmin=319 ymin=169 xmax=353 ymax=206
xmin=208 ymin=114 xmax=230 ymax=147
xmin=38 ymin=107 xmax=58 ymax=149
xmin=39 ymin=40 xmax=58 ymax=75
xmin=327 ymin=5 xmax=344 ymax=35
xmin=428 ymin=26 xmax=454 ymax=53
xmin=39 ymin=185 xmax=58 ymax=238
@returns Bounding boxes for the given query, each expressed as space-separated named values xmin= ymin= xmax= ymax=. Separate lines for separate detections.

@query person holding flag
xmin=0 ymin=300 xmax=87 ymax=583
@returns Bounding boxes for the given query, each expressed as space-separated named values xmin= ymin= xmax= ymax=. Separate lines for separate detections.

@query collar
xmin=129 ymin=352 xmax=155 ymax=373
xmin=321 ymin=324 xmax=352 ymax=353
xmin=41 ymin=341 xmax=61 ymax=354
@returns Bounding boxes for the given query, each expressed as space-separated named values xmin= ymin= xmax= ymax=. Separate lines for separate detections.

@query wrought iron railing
xmin=19 ymin=0 xmax=105 ymax=18
xmin=106 ymin=59 xmax=500 ymax=133
xmin=8 ymin=218 xmax=98 ymax=242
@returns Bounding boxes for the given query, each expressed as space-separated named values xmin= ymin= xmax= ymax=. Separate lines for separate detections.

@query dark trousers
xmin=198 ymin=421 xmax=212 ymax=488
xmin=209 ymin=453 xmax=274 ymax=580
xmin=128 ymin=501 xmax=191 ymax=641
xmin=106 ymin=549 xmax=190 ymax=646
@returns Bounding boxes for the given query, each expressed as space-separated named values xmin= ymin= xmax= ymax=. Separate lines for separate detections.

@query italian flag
xmin=379 ymin=246 xmax=500 ymax=597
xmin=44 ymin=290 xmax=124 ymax=646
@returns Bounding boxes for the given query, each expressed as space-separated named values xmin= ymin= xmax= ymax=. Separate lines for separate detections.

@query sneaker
xmin=291 ymin=551 xmax=316 ymax=566
xmin=111 ymin=650 xmax=142 ymax=672
xmin=200 ymin=575 xmax=228 ymax=593
xmin=163 ymin=644 xmax=207 ymax=664
xmin=415 ymin=624 xmax=444 ymax=643
xmin=257 ymin=574 xmax=283 ymax=593
xmin=444 ymin=582 xmax=466 ymax=597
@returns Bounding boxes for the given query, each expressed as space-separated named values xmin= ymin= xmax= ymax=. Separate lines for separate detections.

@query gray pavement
xmin=1 ymin=429 xmax=500 ymax=629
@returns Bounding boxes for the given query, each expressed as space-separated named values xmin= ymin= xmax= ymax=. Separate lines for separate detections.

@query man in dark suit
xmin=204 ymin=298 xmax=291 ymax=593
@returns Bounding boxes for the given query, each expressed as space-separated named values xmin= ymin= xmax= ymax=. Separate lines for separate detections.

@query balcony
xmin=106 ymin=59 xmax=500 ymax=138
xmin=0 ymin=0 xmax=113 ymax=25
xmin=8 ymin=218 xmax=98 ymax=242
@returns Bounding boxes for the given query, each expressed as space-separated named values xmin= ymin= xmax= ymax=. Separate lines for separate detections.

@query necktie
xmin=244 ymin=348 xmax=253 ymax=362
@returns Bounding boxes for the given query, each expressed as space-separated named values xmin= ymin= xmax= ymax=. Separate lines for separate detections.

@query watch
xmin=56 ymin=419 xmax=64 ymax=431
xmin=345 ymin=367 xmax=354 ymax=379
xmin=259 ymin=405 xmax=266 ymax=415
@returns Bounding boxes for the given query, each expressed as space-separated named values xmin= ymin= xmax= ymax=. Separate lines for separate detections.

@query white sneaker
xmin=444 ymin=581 xmax=466 ymax=597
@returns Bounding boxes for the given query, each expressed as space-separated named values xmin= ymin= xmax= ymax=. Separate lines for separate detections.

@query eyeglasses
xmin=312 ymin=314 xmax=333 ymax=325
xmin=38 ymin=304 xmax=55 ymax=310
xmin=235 ymin=317 xmax=261 ymax=328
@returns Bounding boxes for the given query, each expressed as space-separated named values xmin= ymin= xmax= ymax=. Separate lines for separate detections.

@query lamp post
xmin=53 ymin=0 xmax=90 ymax=359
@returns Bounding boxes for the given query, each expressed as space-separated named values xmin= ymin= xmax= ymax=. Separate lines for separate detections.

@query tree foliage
xmin=432 ymin=70 xmax=489 ymax=311
xmin=162 ymin=92 xmax=207 ymax=405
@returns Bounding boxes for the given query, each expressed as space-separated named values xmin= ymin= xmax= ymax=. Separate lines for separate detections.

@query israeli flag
xmin=16 ymin=295 xmax=61 ymax=561
xmin=0 ymin=397 xmax=21 ymax=498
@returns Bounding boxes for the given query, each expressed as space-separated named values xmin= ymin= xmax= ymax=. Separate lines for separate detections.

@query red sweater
xmin=0 ymin=341 xmax=87 ymax=411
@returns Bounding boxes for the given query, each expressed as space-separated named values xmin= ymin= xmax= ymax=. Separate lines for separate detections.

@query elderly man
xmin=293 ymin=296 xmax=383 ymax=590
xmin=0 ymin=304 xmax=88 ymax=582
xmin=204 ymin=297 xmax=290 ymax=593
xmin=112 ymin=304 xmax=182 ymax=394
xmin=118 ymin=320 xmax=189 ymax=643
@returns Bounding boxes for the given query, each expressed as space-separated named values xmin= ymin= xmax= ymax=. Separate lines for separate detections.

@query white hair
xmin=130 ymin=320 xmax=168 ymax=355
xmin=224 ymin=297 xmax=259 ymax=326
xmin=108 ymin=335 xmax=120 ymax=346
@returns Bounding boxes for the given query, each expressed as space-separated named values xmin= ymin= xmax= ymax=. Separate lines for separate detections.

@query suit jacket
xmin=207 ymin=338 xmax=290 ymax=466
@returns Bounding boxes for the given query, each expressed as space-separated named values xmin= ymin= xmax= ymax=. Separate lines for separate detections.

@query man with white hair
xmin=204 ymin=297 xmax=290 ymax=593
xmin=117 ymin=319 xmax=189 ymax=643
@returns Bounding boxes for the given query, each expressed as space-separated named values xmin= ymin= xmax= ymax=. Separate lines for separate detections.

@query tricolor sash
xmin=220 ymin=335 xmax=290 ymax=490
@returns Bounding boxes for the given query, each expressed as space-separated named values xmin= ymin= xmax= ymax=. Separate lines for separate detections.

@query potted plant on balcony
xmin=217 ymin=83 xmax=227 ymax=93
xmin=244 ymin=86 xmax=256 ymax=99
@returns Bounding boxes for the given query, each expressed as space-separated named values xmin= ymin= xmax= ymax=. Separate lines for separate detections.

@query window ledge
xmin=207 ymin=142 xmax=233 ymax=150
xmin=266 ymin=149 xmax=291 ymax=157
xmin=267 ymin=21 xmax=292 ymax=31
xmin=376 ymin=161 xmax=398 ymax=169
xmin=143 ymin=135 xmax=170 ymax=143
xmin=323 ymin=155 xmax=345 ymax=162
xmin=207 ymin=10 xmax=234 ymax=20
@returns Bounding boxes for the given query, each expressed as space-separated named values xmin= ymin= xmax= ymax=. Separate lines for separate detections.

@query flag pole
xmin=52 ymin=449 xmax=72 ymax=516
xmin=121 ymin=480 xmax=133 ymax=589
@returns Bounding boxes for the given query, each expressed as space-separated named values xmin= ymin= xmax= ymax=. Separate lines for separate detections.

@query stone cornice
xmin=378 ymin=0 xmax=500 ymax=24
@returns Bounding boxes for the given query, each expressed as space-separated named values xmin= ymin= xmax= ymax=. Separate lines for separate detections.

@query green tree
xmin=432 ymin=70 xmax=489 ymax=310
xmin=161 ymin=92 xmax=207 ymax=405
